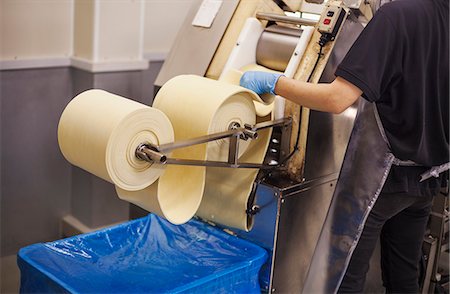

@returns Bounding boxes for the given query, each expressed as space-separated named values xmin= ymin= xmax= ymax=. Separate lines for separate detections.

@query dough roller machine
xmin=145 ymin=1 xmax=375 ymax=292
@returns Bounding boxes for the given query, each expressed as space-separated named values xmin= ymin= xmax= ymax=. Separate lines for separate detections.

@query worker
xmin=240 ymin=0 xmax=449 ymax=293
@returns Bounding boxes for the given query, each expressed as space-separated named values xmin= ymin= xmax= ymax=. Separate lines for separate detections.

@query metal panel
xmin=154 ymin=0 xmax=239 ymax=87
xmin=271 ymin=180 xmax=337 ymax=292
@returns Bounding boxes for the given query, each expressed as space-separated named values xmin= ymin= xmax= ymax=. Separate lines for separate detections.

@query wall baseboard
xmin=0 ymin=57 xmax=71 ymax=71
xmin=70 ymin=57 xmax=149 ymax=73
xmin=0 ymin=56 xmax=157 ymax=72
xmin=144 ymin=51 xmax=168 ymax=62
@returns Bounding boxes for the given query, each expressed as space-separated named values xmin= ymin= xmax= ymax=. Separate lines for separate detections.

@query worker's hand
xmin=240 ymin=71 xmax=283 ymax=95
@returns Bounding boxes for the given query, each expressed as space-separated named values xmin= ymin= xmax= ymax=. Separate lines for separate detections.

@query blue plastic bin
xmin=18 ymin=214 xmax=268 ymax=293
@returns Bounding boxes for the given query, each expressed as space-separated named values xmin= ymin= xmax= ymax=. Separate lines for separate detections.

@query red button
xmin=323 ymin=18 xmax=331 ymax=25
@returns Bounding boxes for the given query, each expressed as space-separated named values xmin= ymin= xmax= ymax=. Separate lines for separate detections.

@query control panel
xmin=318 ymin=4 xmax=347 ymax=37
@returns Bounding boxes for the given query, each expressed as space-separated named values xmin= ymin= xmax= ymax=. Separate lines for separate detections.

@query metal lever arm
xmin=135 ymin=118 xmax=292 ymax=169
xmin=256 ymin=12 xmax=318 ymax=26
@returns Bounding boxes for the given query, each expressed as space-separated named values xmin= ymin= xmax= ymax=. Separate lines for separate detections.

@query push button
xmin=323 ymin=18 xmax=331 ymax=25
xmin=327 ymin=11 xmax=335 ymax=17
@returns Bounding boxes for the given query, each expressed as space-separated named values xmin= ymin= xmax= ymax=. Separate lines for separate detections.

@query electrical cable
xmin=276 ymin=42 xmax=325 ymax=168
xmin=280 ymin=44 xmax=324 ymax=163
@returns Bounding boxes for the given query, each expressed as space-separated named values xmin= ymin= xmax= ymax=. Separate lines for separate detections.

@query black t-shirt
xmin=335 ymin=0 xmax=449 ymax=195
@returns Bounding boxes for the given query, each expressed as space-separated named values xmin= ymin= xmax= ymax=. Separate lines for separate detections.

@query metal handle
xmin=256 ymin=12 xmax=318 ymax=27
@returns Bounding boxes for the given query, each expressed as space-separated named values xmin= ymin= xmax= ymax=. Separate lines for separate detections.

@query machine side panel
xmin=303 ymin=16 xmax=364 ymax=181
xmin=271 ymin=181 xmax=337 ymax=292
xmin=154 ymin=0 xmax=239 ymax=87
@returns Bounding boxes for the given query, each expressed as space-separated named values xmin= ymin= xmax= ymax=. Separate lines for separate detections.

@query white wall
xmin=143 ymin=0 xmax=195 ymax=58
xmin=97 ymin=0 xmax=143 ymax=62
xmin=73 ymin=0 xmax=94 ymax=60
xmin=0 ymin=0 xmax=196 ymax=68
xmin=0 ymin=0 xmax=73 ymax=60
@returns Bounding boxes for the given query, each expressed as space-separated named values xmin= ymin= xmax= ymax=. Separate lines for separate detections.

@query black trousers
xmin=338 ymin=191 xmax=434 ymax=293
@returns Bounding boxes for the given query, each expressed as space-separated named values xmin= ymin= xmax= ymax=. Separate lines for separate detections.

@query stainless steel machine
xmin=136 ymin=1 xmax=370 ymax=292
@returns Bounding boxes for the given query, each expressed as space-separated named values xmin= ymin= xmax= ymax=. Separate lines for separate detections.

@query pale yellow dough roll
xmin=58 ymin=89 xmax=174 ymax=191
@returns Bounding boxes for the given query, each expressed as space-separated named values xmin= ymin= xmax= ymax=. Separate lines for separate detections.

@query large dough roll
xmin=117 ymin=75 xmax=260 ymax=225
xmin=58 ymin=89 xmax=174 ymax=191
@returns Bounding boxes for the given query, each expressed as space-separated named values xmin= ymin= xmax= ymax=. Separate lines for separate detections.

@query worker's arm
xmin=240 ymin=72 xmax=362 ymax=114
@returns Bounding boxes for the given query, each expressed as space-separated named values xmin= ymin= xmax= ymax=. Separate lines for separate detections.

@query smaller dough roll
xmin=58 ymin=89 xmax=174 ymax=191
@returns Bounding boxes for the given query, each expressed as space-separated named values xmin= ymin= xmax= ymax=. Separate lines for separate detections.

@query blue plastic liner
xmin=18 ymin=214 xmax=268 ymax=293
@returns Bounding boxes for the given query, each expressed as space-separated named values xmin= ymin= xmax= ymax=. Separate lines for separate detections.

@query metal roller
xmin=256 ymin=25 xmax=303 ymax=72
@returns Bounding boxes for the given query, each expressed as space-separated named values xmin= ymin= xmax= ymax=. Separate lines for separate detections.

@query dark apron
xmin=302 ymin=99 xmax=395 ymax=293
xmin=302 ymin=98 xmax=449 ymax=293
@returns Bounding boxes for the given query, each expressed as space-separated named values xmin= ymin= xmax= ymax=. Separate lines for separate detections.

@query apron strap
xmin=391 ymin=159 xmax=421 ymax=166
xmin=420 ymin=162 xmax=450 ymax=182
xmin=373 ymin=103 xmax=391 ymax=148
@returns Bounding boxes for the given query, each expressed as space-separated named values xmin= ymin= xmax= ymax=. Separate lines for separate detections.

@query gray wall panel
xmin=1 ymin=72 xmax=3 ymax=240
xmin=1 ymin=68 xmax=72 ymax=256
xmin=94 ymin=71 xmax=143 ymax=102
xmin=142 ymin=61 xmax=164 ymax=105
xmin=71 ymin=67 xmax=96 ymax=96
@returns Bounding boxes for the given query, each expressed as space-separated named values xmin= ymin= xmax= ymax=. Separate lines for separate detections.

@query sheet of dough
xmin=117 ymin=75 xmax=260 ymax=225
xmin=220 ymin=63 xmax=282 ymax=117
xmin=197 ymin=117 xmax=271 ymax=231
xmin=58 ymin=89 xmax=174 ymax=191
xmin=194 ymin=64 xmax=276 ymax=231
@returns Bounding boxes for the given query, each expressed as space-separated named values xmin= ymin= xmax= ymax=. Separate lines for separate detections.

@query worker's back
xmin=336 ymin=0 xmax=449 ymax=166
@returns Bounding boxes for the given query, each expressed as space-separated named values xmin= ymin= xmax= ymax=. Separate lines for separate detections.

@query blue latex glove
xmin=239 ymin=71 xmax=283 ymax=95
